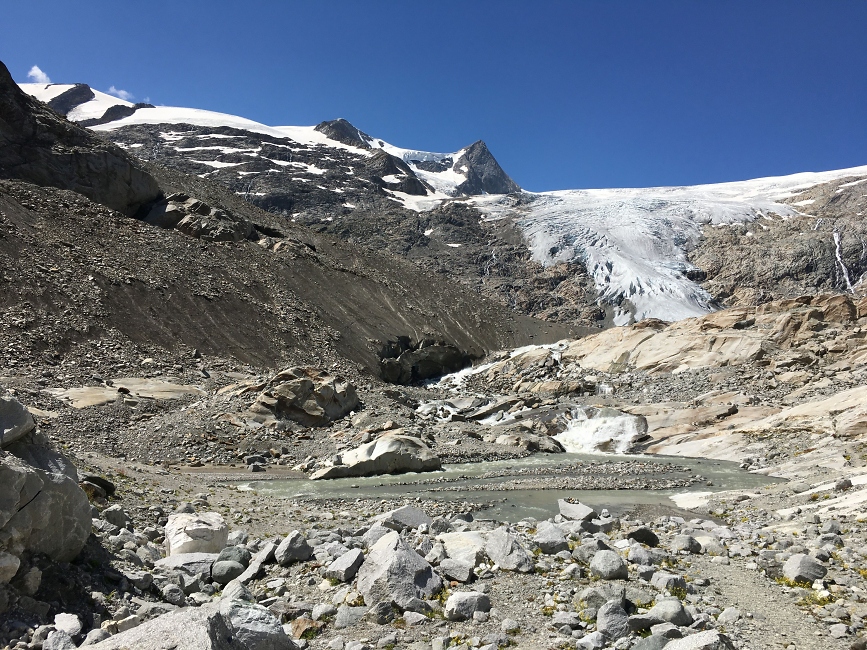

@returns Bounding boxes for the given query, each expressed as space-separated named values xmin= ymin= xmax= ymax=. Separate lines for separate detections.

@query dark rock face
xmin=452 ymin=141 xmax=521 ymax=196
xmin=691 ymin=175 xmax=867 ymax=309
xmin=0 ymin=63 xmax=161 ymax=215
xmin=80 ymin=103 xmax=138 ymax=127
xmin=379 ymin=338 xmax=472 ymax=385
xmin=364 ymin=150 xmax=430 ymax=196
xmin=314 ymin=118 xmax=373 ymax=149
xmin=46 ymin=84 xmax=94 ymax=116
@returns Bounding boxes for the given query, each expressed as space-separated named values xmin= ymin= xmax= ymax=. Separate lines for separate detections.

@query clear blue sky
xmin=3 ymin=1 xmax=866 ymax=192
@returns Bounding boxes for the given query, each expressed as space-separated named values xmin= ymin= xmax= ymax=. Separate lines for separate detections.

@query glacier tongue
xmin=473 ymin=166 xmax=867 ymax=324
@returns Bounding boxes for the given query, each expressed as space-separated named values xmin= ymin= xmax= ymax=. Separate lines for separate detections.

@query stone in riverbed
xmin=558 ymin=499 xmax=597 ymax=522
xmin=650 ymin=571 xmax=687 ymax=593
xmin=155 ymin=552 xmax=217 ymax=576
xmin=438 ymin=558 xmax=474 ymax=583
xmin=627 ymin=527 xmax=659 ymax=547
xmin=437 ymin=531 xmax=486 ymax=565
xmin=374 ymin=505 xmax=433 ymax=531
xmin=631 ymin=635 xmax=672 ymax=650
xmin=0 ymin=552 xmax=20 ymax=584
xmin=0 ymin=395 xmax=35 ymax=447
xmin=596 ymin=600 xmax=629 ymax=640
xmin=663 ymin=630 xmax=735 ymax=649
xmin=211 ymin=560 xmax=245 ymax=585
xmin=589 ymin=550 xmax=627 ymax=580
xmin=310 ymin=435 xmax=441 ymax=480
xmin=217 ymin=545 xmax=252 ymax=568
xmin=647 ymin=599 xmax=693 ymax=626
xmin=671 ymin=535 xmax=701 ymax=554
xmin=275 ymin=531 xmax=313 ymax=565
xmin=534 ymin=521 xmax=568 ymax=555
xmin=326 ymin=548 xmax=365 ymax=582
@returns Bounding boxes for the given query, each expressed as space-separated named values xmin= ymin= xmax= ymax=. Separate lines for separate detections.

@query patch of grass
xmin=796 ymin=591 xmax=834 ymax=607
xmin=541 ymin=605 xmax=556 ymax=617
xmin=300 ymin=627 xmax=320 ymax=640
xmin=775 ymin=576 xmax=812 ymax=588
xmin=669 ymin=586 xmax=687 ymax=600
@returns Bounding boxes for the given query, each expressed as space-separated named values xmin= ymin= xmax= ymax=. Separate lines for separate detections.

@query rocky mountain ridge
xmin=19 ymin=80 xmax=867 ymax=330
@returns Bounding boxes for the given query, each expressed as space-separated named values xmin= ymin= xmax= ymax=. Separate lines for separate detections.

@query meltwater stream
xmin=240 ymin=453 xmax=781 ymax=523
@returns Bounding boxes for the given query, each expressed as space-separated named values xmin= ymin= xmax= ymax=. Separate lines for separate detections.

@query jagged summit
xmin=18 ymin=83 xmax=520 ymax=203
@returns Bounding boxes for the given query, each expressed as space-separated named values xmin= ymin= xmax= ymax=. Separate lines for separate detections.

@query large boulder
xmin=86 ymin=601 xmax=295 ymax=650
xmin=782 ymin=553 xmax=827 ymax=585
xmin=310 ymin=435 xmax=441 ymax=480
xmin=0 ymin=396 xmax=35 ymax=448
xmin=247 ymin=367 xmax=359 ymax=428
xmin=165 ymin=513 xmax=229 ymax=556
xmin=663 ymin=631 xmax=736 ymax=650
xmin=437 ymin=531 xmax=486 ymax=566
xmin=0 ymin=442 xmax=91 ymax=562
xmin=444 ymin=591 xmax=491 ymax=621
xmin=356 ymin=531 xmax=442 ymax=608
xmin=590 ymin=550 xmax=628 ymax=580
xmin=374 ymin=505 xmax=433 ymax=532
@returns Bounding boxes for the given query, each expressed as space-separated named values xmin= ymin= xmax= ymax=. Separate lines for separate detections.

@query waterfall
xmin=833 ymin=231 xmax=855 ymax=294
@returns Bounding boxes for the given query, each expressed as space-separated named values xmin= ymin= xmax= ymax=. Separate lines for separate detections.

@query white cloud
xmin=107 ymin=86 xmax=134 ymax=101
xmin=27 ymin=65 xmax=51 ymax=84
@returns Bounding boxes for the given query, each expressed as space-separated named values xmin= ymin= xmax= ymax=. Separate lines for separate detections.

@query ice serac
xmin=0 ymin=63 xmax=161 ymax=215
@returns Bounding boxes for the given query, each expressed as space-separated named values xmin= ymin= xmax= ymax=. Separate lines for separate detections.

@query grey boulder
xmin=444 ymin=591 xmax=491 ymax=621
xmin=275 ymin=531 xmax=313 ymax=566
xmin=596 ymin=600 xmax=629 ymax=640
xmin=648 ymin=599 xmax=693 ymax=627
xmin=558 ymin=499 xmax=597 ymax=522
xmin=0 ymin=395 xmax=35 ymax=447
xmin=86 ymin=601 xmax=295 ymax=649
xmin=375 ymin=505 xmax=433 ymax=532
xmin=663 ymin=631 xmax=735 ymax=650
xmin=0 ymin=442 xmax=91 ymax=562
xmin=311 ymin=435 xmax=441 ymax=480
xmin=326 ymin=548 xmax=365 ymax=582
xmin=534 ymin=521 xmax=569 ymax=555
xmin=485 ymin=527 xmax=534 ymax=573
xmin=590 ymin=550 xmax=627 ymax=580
xmin=782 ymin=553 xmax=827 ymax=585
xmin=356 ymin=531 xmax=442 ymax=608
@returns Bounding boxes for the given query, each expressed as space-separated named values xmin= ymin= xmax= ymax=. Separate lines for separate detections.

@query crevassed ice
xmin=472 ymin=166 xmax=867 ymax=324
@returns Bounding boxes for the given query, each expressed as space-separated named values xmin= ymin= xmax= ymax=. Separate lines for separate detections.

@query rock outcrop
xmin=0 ymin=63 xmax=161 ymax=215
xmin=245 ymin=367 xmax=359 ymax=428
xmin=145 ymin=193 xmax=254 ymax=242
